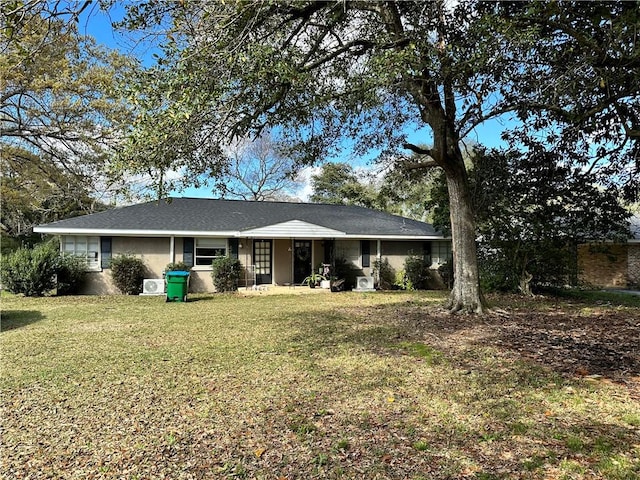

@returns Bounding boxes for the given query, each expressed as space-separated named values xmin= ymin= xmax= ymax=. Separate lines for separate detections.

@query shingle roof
xmin=35 ymin=197 xmax=444 ymax=239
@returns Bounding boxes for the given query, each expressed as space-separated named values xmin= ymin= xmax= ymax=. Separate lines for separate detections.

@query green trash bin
xmin=165 ymin=270 xmax=190 ymax=302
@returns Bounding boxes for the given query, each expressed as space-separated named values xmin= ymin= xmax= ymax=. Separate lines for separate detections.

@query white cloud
xmin=294 ymin=166 xmax=322 ymax=202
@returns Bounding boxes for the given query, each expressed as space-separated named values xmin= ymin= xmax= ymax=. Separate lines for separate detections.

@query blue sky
xmin=79 ymin=3 xmax=153 ymax=61
xmin=80 ymin=4 xmax=513 ymax=200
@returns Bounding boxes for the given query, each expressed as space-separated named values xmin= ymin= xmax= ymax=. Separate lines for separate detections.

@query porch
xmin=234 ymin=237 xmax=451 ymax=288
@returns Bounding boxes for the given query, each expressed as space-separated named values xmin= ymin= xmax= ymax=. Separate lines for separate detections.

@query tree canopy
xmin=1 ymin=146 xmax=105 ymax=241
xmin=309 ymin=163 xmax=378 ymax=208
xmin=1 ymin=5 xmax=134 ymax=208
xmin=309 ymin=161 xmax=438 ymax=222
xmin=489 ymin=1 xmax=640 ymax=199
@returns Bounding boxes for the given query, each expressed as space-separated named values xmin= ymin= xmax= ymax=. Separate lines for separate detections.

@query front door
xmin=294 ymin=240 xmax=312 ymax=284
xmin=254 ymin=240 xmax=272 ymax=284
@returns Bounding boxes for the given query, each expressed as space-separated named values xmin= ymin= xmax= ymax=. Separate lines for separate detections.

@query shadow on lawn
xmin=455 ymin=416 xmax=640 ymax=478
xmin=285 ymin=297 xmax=640 ymax=390
xmin=278 ymin=303 xmax=640 ymax=478
xmin=1 ymin=310 xmax=46 ymax=331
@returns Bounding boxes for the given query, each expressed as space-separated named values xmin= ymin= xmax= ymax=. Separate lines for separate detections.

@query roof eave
xmin=34 ymin=226 xmax=448 ymax=241
xmin=33 ymin=227 xmax=238 ymax=237
xmin=343 ymin=234 xmax=448 ymax=240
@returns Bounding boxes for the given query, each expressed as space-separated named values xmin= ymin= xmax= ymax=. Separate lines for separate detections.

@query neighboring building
xmin=34 ymin=198 xmax=451 ymax=294
xmin=577 ymin=215 xmax=640 ymax=289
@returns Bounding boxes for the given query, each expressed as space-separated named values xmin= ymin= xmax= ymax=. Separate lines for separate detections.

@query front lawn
xmin=1 ymin=291 xmax=639 ymax=479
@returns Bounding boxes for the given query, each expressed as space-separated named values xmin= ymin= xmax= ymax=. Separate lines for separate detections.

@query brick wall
xmin=577 ymin=244 xmax=628 ymax=288
xmin=628 ymin=244 xmax=640 ymax=288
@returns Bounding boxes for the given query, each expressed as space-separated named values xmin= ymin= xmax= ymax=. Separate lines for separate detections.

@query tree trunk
xmin=443 ymin=159 xmax=487 ymax=314
xmin=519 ymin=271 xmax=534 ymax=296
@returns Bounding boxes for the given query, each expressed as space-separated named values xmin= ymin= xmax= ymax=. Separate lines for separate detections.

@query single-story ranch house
xmin=34 ymin=198 xmax=451 ymax=294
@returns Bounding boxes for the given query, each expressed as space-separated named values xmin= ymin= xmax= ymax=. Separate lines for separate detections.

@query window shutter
xmin=324 ymin=239 xmax=335 ymax=265
xmin=100 ymin=237 xmax=112 ymax=269
xmin=361 ymin=240 xmax=370 ymax=268
xmin=183 ymin=237 xmax=194 ymax=267
xmin=229 ymin=238 xmax=239 ymax=259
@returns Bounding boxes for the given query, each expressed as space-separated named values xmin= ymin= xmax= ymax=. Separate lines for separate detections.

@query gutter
xmin=33 ymin=226 xmax=449 ymax=241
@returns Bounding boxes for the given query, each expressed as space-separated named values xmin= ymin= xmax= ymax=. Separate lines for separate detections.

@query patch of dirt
xmin=381 ymin=296 xmax=640 ymax=396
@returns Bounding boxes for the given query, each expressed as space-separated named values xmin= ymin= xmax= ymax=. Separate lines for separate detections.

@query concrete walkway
xmin=604 ymin=289 xmax=640 ymax=296
xmin=239 ymin=285 xmax=332 ymax=296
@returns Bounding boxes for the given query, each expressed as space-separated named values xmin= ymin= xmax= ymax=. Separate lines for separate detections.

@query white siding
xmin=242 ymin=220 xmax=345 ymax=238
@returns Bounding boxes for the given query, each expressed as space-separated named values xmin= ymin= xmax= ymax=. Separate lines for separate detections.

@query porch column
xmin=169 ymin=236 xmax=175 ymax=264
xmin=291 ymin=238 xmax=295 ymax=286
xmin=377 ymin=239 xmax=382 ymax=282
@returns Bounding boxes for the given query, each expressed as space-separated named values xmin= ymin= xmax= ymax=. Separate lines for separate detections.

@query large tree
xmin=309 ymin=161 xmax=436 ymax=222
xmin=215 ymin=131 xmax=301 ymax=201
xmin=1 ymin=146 xmax=105 ymax=241
xmin=121 ymin=1 xmax=516 ymax=313
xmin=120 ymin=1 xmax=638 ymax=313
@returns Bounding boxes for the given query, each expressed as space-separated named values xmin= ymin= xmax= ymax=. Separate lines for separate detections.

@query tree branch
xmin=301 ymin=39 xmax=375 ymax=72
xmin=400 ymin=144 xmax=439 ymax=170
xmin=402 ymin=143 xmax=434 ymax=157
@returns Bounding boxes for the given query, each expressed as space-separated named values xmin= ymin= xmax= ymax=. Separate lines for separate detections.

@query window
xmin=195 ymin=238 xmax=227 ymax=266
xmin=335 ymin=240 xmax=360 ymax=267
xmin=431 ymin=241 xmax=452 ymax=266
xmin=62 ymin=236 xmax=100 ymax=270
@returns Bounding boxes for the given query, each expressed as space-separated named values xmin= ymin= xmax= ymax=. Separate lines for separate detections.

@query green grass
xmin=1 ymin=291 xmax=639 ymax=479
xmin=542 ymin=287 xmax=640 ymax=307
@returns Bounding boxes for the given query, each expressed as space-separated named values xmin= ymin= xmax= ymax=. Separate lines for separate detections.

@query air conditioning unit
xmin=142 ymin=279 xmax=165 ymax=295
xmin=355 ymin=276 xmax=375 ymax=291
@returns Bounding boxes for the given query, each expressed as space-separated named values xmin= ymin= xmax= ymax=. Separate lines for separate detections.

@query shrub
xmin=165 ymin=261 xmax=191 ymax=273
xmin=478 ymin=248 xmax=519 ymax=293
xmin=373 ymin=257 xmax=395 ymax=289
xmin=478 ymin=242 xmax=577 ymax=295
xmin=403 ymin=254 xmax=432 ymax=290
xmin=394 ymin=269 xmax=412 ymax=290
xmin=0 ymin=243 xmax=59 ymax=296
xmin=0 ymin=234 xmax=20 ymax=257
xmin=211 ymin=256 xmax=241 ymax=292
xmin=437 ymin=259 xmax=454 ymax=290
xmin=56 ymin=254 xmax=87 ymax=295
xmin=110 ymin=254 xmax=145 ymax=295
